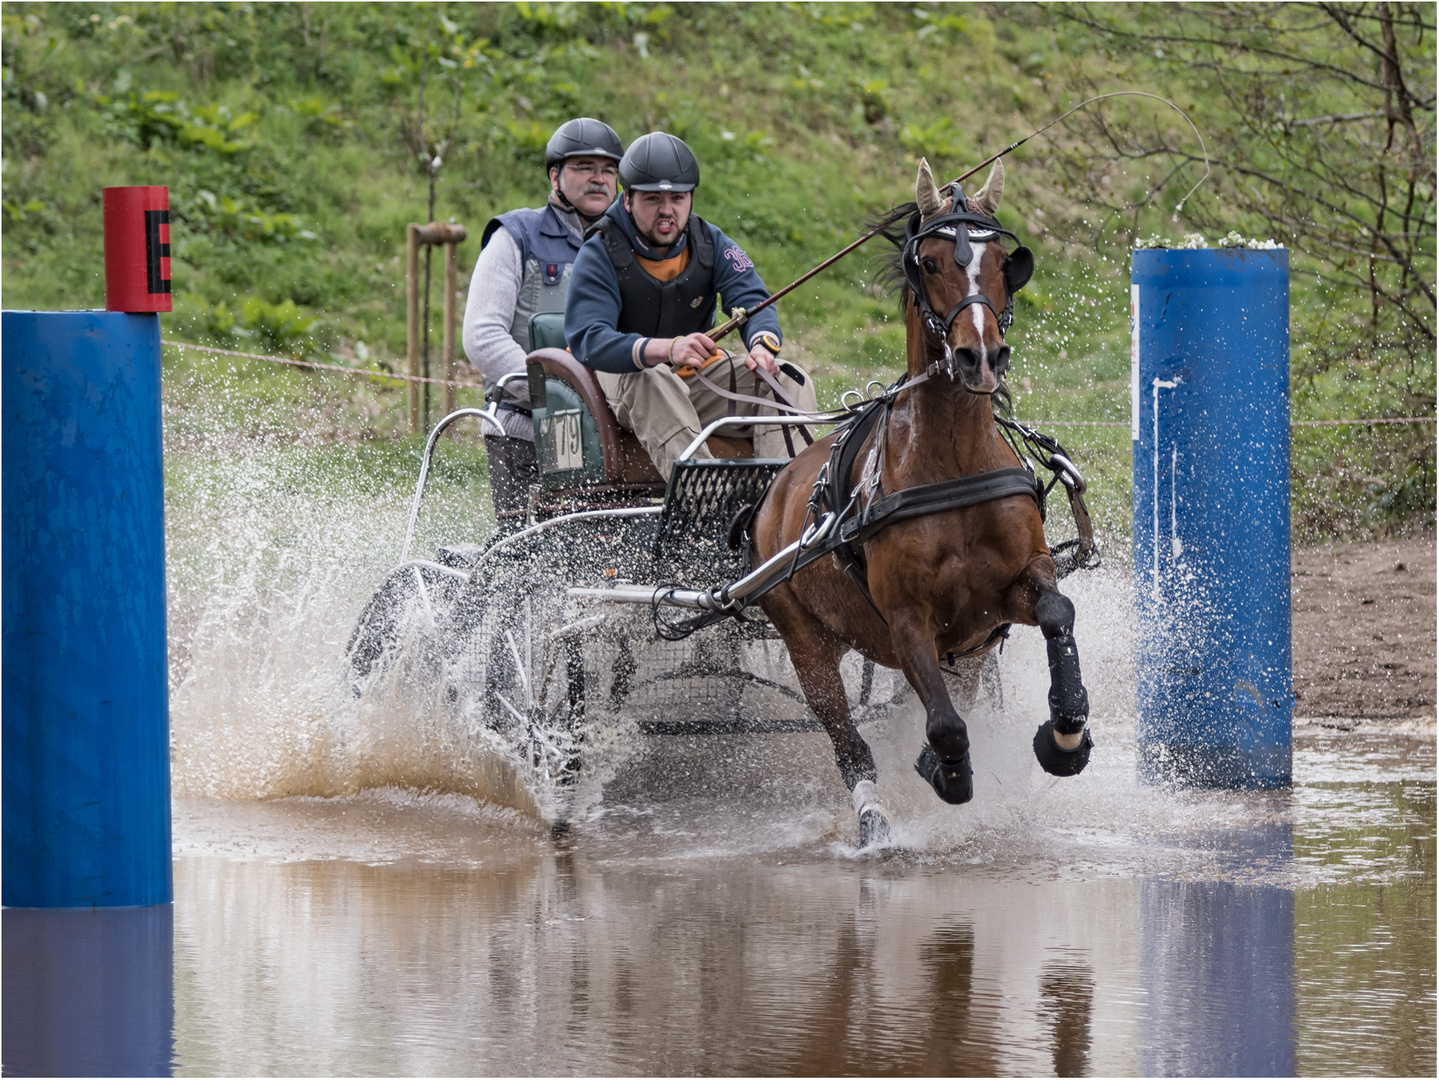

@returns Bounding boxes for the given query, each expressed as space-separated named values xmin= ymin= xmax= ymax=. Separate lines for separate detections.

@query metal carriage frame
xmin=348 ymin=348 xmax=914 ymax=820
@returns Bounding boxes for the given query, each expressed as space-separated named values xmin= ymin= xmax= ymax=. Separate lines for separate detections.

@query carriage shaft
xmin=567 ymin=512 xmax=838 ymax=613
xmin=567 ymin=585 xmax=720 ymax=609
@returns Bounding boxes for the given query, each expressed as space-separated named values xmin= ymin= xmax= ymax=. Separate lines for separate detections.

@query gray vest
xmin=482 ymin=205 xmax=585 ymax=351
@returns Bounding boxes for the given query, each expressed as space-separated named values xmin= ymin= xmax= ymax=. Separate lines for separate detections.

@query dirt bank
xmin=1292 ymin=534 xmax=1436 ymax=722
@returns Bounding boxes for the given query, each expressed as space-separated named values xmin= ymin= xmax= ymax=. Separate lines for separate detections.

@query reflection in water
xmin=1292 ymin=771 xmax=1437 ymax=1077
xmin=166 ymin=827 xmax=1144 ymax=1077
xmin=153 ymin=729 xmax=1433 ymax=1078
xmin=1139 ymin=826 xmax=1297 ymax=1077
xmin=1040 ymin=958 xmax=1096 ymax=1077
xmin=3 ymin=744 xmax=1429 ymax=1075
xmin=2 ymin=905 xmax=174 ymax=1078
xmin=913 ymin=922 xmax=1003 ymax=1076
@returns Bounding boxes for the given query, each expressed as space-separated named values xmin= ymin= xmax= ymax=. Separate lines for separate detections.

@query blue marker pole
xmin=2 ymin=310 xmax=172 ymax=906
xmin=1132 ymin=248 xmax=1293 ymax=788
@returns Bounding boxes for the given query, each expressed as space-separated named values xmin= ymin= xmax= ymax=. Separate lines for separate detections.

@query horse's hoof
xmin=1033 ymin=720 xmax=1094 ymax=776
xmin=851 ymin=780 xmax=890 ymax=848
xmin=914 ymin=743 xmax=973 ymax=804
xmin=858 ymin=807 xmax=891 ymax=848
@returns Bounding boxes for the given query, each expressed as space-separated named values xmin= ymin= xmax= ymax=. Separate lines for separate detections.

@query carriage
xmin=348 ymin=329 xmax=910 ymax=820
xmin=349 ymin=321 xmax=1094 ymax=827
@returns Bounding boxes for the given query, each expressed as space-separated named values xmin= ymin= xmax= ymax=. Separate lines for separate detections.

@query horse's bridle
xmin=901 ymin=184 xmax=1034 ymax=383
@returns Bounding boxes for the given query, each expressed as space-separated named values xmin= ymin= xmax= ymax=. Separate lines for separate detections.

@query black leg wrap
xmin=1033 ymin=721 xmax=1094 ymax=777
xmin=1045 ymin=633 xmax=1090 ymax=735
xmin=915 ymin=743 xmax=974 ymax=804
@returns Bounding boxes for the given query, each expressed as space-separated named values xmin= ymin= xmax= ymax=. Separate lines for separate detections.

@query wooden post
xmin=405 ymin=221 xmax=468 ymax=433
xmin=443 ymin=241 xmax=459 ymax=418
xmin=406 ymin=223 xmax=420 ymax=432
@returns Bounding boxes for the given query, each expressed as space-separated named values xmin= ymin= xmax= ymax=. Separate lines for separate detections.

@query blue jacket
xmin=565 ymin=201 xmax=782 ymax=373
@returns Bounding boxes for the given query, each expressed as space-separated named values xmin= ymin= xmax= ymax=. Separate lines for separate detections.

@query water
xmin=3 ymin=438 xmax=1434 ymax=1076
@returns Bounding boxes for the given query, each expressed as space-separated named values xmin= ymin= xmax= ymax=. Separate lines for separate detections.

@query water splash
xmin=167 ymin=437 xmax=1430 ymax=881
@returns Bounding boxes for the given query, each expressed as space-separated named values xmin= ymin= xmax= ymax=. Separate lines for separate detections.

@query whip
xmin=709 ymin=91 xmax=1210 ymax=344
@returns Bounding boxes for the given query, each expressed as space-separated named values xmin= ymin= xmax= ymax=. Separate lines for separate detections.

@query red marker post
xmin=103 ymin=186 xmax=172 ymax=313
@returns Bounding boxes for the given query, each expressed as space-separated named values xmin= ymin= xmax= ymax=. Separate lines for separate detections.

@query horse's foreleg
xmin=890 ymin=618 xmax=975 ymax=805
xmin=1031 ymin=589 xmax=1093 ymax=776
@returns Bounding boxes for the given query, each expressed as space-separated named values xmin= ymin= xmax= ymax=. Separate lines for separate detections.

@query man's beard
xmin=638 ymin=217 xmax=682 ymax=250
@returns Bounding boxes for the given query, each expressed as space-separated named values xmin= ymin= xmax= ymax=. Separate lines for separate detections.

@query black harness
xmin=661 ymin=194 xmax=1096 ymax=644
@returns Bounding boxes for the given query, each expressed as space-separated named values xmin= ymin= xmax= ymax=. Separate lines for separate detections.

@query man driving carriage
xmin=564 ymin=132 xmax=818 ymax=481
xmin=462 ymin=117 xmax=624 ymax=524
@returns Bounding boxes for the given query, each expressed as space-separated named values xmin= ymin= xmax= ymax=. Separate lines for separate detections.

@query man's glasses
xmin=564 ymin=162 xmax=619 ymax=179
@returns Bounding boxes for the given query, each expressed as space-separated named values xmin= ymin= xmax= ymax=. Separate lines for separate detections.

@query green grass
xmin=5 ymin=2 xmax=1432 ymax=542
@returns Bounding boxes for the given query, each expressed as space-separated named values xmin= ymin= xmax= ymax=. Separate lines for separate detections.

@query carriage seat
xmin=524 ymin=348 xmax=753 ymax=498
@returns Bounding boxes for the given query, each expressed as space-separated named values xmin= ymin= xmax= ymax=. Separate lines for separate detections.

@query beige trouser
xmin=597 ymin=354 xmax=819 ymax=480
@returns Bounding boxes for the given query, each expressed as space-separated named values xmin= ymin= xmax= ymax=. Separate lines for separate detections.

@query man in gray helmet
xmin=462 ymin=117 xmax=623 ymax=526
xmin=565 ymin=131 xmax=817 ymax=481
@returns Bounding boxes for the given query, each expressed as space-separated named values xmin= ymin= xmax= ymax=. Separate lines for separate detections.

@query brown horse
xmin=750 ymin=158 xmax=1092 ymax=846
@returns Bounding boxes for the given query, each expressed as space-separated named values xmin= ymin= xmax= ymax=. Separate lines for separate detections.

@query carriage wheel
xmin=347 ymin=564 xmax=461 ymax=684
xmin=480 ymin=573 xmax=602 ymax=826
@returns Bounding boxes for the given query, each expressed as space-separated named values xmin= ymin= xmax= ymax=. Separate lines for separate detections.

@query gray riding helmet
xmin=544 ymin=118 xmax=624 ymax=171
xmin=619 ymin=132 xmax=700 ymax=192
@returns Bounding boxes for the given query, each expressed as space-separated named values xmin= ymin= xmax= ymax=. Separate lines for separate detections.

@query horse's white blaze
xmin=965 ymin=240 xmax=990 ymax=367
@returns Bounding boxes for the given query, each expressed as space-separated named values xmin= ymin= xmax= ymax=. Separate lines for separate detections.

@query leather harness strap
xmin=838 ymin=467 xmax=1041 ymax=547
xmin=737 ymin=390 xmax=1043 ymax=627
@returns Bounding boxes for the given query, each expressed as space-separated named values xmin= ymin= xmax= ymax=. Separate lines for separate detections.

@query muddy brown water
xmin=4 ymin=725 xmax=1432 ymax=1077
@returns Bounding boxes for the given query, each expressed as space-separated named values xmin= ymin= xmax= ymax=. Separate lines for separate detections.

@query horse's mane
xmin=864 ymin=199 xmax=1013 ymax=418
xmin=868 ymin=200 xmax=919 ymax=302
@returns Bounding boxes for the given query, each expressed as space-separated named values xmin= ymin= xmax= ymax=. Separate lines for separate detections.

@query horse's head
xmin=902 ymin=158 xmax=1034 ymax=394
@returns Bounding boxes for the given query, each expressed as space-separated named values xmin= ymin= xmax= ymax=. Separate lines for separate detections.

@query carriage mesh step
xmin=654 ymin=458 xmax=787 ymax=554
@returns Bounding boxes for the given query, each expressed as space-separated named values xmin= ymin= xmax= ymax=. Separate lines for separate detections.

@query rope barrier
xmin=1292 ymin=417 xmax=1436 ymax=426
xmin=160 ymin=339 xmax=1434 ymax=428
xmin=160 ymin=338 xmax=484 ymax=390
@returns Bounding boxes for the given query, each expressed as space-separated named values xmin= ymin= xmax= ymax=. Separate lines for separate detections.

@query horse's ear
xmin=915 ymin=158 xmax=944 ymax=219
xmin=971 ymin=158 xmax=1005 ymax=216
xmin=1004 ymin=246 xmax=1034 ymax=295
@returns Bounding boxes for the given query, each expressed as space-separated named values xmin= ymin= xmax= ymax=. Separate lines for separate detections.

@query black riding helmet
xmin=544 ymin=118 xmax=624 ymax=172
xmin=619 ymin=132 xmax=699 ymax=192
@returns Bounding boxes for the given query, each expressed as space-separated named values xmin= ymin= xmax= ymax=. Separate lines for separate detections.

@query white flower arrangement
xmin=1134 ymin=231 xmax=1283 ymax=249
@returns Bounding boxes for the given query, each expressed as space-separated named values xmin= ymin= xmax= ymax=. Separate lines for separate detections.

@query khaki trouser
xmin=597 ymin=354 xmax=819 ymax=480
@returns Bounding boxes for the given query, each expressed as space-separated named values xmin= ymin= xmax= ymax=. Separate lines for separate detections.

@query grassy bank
xmin=4 ymin=2 xmax=1432 ymax=541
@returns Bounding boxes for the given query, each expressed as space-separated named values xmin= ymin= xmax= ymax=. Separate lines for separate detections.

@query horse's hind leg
xmin=771 ymin=605 xmax=890 ymax=846
xmin=1031 ymin=589 xmax=1093 ymax=776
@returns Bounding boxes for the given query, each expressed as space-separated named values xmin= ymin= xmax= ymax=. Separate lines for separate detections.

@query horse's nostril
xmin=994 ymin=346 xmax=1012 ymax=373
xmin=954 ymin=346 xmax=982 ymax=370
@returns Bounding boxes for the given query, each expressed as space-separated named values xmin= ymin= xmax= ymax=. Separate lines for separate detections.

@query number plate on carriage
xmin=540 ymin=409 xmax=583 ymax=472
